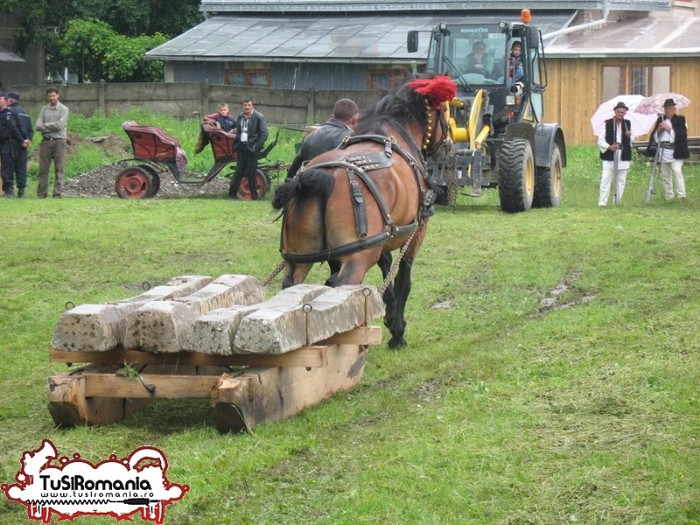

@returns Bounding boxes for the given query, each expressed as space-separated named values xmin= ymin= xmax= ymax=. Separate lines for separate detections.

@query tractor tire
xmin=115 ymin=165 xmax=157 ymax=199
xmin=533 ymin=143 xmax=563 ymax=208
xmin=434 ymin=185 xmax=449 ymax=206
xmin=498 ymin=138 xmax=535 ymax=213
xmin=433 ymin=153 xmax=458 ymax=206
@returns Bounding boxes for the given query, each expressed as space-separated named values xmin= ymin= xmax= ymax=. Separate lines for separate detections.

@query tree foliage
xmin=6 ymin=0 xmax=202 ymax=82
xmin=60 ymin=19 xmax=168 ymax=82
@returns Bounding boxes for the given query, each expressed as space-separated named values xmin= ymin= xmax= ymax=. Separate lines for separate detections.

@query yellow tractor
xmin=408 ymin=10 xmax=566 ymax=212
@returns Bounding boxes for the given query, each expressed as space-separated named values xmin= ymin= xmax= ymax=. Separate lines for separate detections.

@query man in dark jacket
xmin=0 ymin=92 xmax=10 ymax=194
xmin=2 ymin=91 xmax=33 ymax=198
xmin=651 ymin=98 xmax=689 ymax=200
xmin=229 ymin=98 xmax=268 ymax=200
xmin=286 ymin=98 xmax=359 ymax=181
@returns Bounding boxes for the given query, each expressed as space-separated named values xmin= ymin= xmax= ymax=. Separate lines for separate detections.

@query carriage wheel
xmin=115 ymin=166 xmax=156 ymax=199
xmin=498 ymin=138 xmax=535 ymax=213
xmin=146 ymin=173 xmax=161 ymax=198
xmin=237 ymin=170 xmax=271 ymax=201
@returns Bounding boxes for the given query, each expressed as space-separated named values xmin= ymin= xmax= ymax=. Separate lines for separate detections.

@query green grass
xmin=1 ymin=119 xmax=699 ymax=524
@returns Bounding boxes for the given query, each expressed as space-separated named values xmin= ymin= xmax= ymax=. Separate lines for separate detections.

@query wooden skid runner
xmin=47 ymin=327 xmax=379 ymax=432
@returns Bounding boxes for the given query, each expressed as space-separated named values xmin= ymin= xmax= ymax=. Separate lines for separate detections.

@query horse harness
xmin=281 ymin=134 xmax=436 ymax=264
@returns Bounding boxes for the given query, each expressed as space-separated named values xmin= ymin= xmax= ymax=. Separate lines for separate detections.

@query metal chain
xmin=379 ymin=219 xmax=424 ymax=295
xmin=446 ymin=153 xmax=458 ymax=207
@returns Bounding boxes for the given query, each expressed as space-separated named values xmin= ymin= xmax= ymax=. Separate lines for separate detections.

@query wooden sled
xmin=47 ymin=276 xmax=384 ymax=433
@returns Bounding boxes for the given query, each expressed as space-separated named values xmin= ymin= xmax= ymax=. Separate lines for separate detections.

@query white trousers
xmin=599 ymin=166 xmax=628 ymax=206
xmin=660 ymin=160 xmax=686 ymax=200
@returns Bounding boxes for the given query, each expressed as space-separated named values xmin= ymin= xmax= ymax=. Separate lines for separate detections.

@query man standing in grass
xmin=2 ymin=91 xmax=33 ymax=198
xmin=229 ymin=98 xmax=268 ymax=200
xmin=650 ymin=98 xmax=689 ymax=201
xmin=0 ymin=92 xmax=10 ymax=193
xmin=35 ymin=87 xmax=69 ymax=198
xmin=597 ymin=101 xmax=632 ymax=207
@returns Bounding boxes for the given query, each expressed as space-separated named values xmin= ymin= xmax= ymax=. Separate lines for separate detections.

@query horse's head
xmin=407 ymin=76 xmax=456 ymax=160
xmin=421 ymin=98 xmax=452 ymax=161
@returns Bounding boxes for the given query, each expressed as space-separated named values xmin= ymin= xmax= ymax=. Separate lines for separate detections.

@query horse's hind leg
xmin=324 ymin=259 xmax=342 ymax=287
xmin=386 ymin=256 xmax=414 ymax=349
xmin=282 ymin=262 xmax=313 ymax=288
xmin=377 ymin=253 xmax=399 ymax=338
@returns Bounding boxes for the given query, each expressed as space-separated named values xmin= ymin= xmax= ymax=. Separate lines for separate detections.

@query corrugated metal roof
xmin=200 ymin=0 xmax=671 ymax=14
xmin=546 ymin=14 xmax=700 ymax=57
xmin=146 ymin=13 xmax=574 ymax=63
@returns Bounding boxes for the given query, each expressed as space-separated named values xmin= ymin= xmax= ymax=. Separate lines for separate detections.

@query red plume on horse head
xmin=407 ymin=75 xmax=457 ymax=107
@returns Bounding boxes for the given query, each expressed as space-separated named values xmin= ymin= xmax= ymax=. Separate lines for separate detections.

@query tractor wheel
xmin=498 ymin=138 xmax=535 ymax=213
xmin=237 ymin=170 xmax=271 ymax=200
xmin=434 ymin=185 xmax=449 ymax=205
xmin=115 ymin=166 xmax=156 ymax=199
xmin=533 ymin=143 xmax=563 ymax=208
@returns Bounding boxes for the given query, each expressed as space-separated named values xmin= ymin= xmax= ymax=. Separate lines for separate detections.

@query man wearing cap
xmin=35 ymin=87 xmax=69 ymax=198
xmin=2 ymin=91 xmax=33 ymax=198
xmin=0 ymin=92 xmax=23 ymax=197
xmin=650 ymin=98 xmax=689 ymax=200
xmin=597 ymin=100 xmax=632 ymax=206
xmin=0 ymin=92 xmax=7 ymax=193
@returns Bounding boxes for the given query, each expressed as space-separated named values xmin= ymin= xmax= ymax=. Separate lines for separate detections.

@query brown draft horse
xmin=272 ymin=75 xmax=457 ymax=348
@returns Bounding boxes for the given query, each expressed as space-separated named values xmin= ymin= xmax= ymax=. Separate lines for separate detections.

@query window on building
xmin=368 ymin=67 xmax=411 ymax=90
xmin=601 ymin=64 xmax=671 ymax=100
xmin=224 ymin=65 xmax=271 ymax=87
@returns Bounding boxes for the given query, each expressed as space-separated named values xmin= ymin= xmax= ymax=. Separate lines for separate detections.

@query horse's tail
xmin=271 ymin=168 xmax=335 ymax=211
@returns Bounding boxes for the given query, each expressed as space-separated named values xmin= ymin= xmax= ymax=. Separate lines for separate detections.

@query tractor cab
xmin=410 ymin=13 xmax=546 ymax=131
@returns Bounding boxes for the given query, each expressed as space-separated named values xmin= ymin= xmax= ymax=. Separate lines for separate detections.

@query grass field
xmin=0 ymin=116 xmax=699 ymax=524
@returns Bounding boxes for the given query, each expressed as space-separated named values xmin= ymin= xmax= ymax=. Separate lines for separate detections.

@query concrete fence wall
xmin=10 ymin=82 xmax=383 ymax=128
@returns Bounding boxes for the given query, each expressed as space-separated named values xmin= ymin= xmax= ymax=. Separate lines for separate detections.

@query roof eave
xmin=547 ymin=49 xmax=700 ymax=58
xmin=146 ymin=55 xmax=421 ymax=64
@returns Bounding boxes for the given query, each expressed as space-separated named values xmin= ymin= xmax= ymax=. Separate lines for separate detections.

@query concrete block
xmin=51 ymin=275 xmax=212 ymax=352
xmin=233 ymin=284 xmax=330 ymax=354
xmin=124 ymin=275 xmax=263 ymax=352
xmin=305 ymin=285 xmax=385 ymax=344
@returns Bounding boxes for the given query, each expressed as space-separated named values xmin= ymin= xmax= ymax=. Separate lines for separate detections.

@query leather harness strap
xmin=281 ymin=134 xmax=430 ymax=265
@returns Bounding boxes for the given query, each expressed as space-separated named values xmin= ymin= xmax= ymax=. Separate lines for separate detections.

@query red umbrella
xmin=634 ymin=93 xmax=691 ymax=115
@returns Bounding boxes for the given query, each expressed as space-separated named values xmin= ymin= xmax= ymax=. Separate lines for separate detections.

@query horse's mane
xmin=352 ymin=79 xmax=426 ymax=151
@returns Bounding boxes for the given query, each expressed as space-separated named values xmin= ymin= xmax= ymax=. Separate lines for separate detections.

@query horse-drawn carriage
xmin=115 ymin=121 xmax=286 ymax=199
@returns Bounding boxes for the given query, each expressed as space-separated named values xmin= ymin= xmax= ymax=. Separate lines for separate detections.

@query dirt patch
xmin=532 ymin=270 xmax=596 ymax=317
xmin=62 ymin=164 xmax=230 ymax=198
xmin=58 ymin=132 xmax=229 ymax=198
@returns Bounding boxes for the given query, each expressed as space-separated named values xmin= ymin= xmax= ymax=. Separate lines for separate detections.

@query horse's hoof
xmin=388 ymin=337 xmax=407 ymax=350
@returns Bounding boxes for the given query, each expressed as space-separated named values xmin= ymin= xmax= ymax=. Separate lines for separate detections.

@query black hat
xmin=613 ymin=101 xmax=628 ymax=111
xmin=7 ymin=91 xmax=20 ymax=100
xmin=663 ymin=98 xmax=676 ymax=107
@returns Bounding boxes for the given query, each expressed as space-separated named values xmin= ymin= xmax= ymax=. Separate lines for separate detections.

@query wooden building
xmin=148 ymin=1 xmax=700 ymax=145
